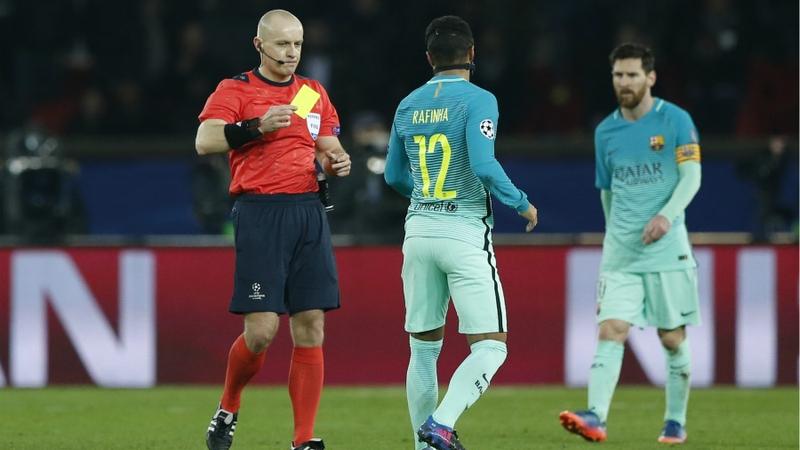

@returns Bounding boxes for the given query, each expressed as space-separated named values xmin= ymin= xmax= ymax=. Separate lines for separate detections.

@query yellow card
xmin=290 ymin=84 xmax=321 ymax=119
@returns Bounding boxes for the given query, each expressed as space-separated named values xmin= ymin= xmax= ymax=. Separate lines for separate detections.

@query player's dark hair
xmin=609 ymin=43 xmax=655 ymax=72
xmin=425 ymin=15 xmax=474 ymax=67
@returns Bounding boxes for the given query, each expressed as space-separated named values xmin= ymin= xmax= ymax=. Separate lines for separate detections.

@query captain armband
xmin=224 ymin=118 xmax=262 ymax=150
xmin=675 ymin=143 xmax=701 ymax=164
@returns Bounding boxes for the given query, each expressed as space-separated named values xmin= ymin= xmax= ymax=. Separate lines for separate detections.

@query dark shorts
xmin=230 ymin=193 xmax=340 ymax=315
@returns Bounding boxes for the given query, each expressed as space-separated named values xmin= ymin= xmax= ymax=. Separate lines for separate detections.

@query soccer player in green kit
xmin=384 ymin=15 xmax=538 ymax=450
xmin=559 ymin=43 xmax=702 ymax=445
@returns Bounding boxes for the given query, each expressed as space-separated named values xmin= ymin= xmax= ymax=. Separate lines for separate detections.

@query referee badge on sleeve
xmin=479 ymin=119 xmax=495 ymax=140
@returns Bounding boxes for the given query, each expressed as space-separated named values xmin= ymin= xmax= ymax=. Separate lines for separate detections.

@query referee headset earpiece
xmin=258 ymin=41 xmax=286 ymax=65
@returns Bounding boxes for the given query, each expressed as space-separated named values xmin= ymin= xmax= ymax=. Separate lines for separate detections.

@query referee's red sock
xmin=220 ymin=334 xmax=266 ymax=412
xmin=289 ymin=346 xmax=324 ymax=445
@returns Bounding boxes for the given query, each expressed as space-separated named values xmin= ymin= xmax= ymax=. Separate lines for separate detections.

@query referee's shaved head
xmin=257 ymin=9 xmax=302 ymax=39
xmin=254 ymin=9 xmax=303 ymax=81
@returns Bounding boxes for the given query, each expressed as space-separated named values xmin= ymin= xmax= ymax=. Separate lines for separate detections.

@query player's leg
xmin=408 ymin=328 xmax=444 ymax=450
xmin=560 ymin=271 xmax=645 ymax=442
xmin=588 ymin=319 xmax=628 ymax=420
xmin=645 ymin=269 xmax=700 ymax=444
xmin=222 ymin=312 xmax=279 ymax=410
xmin=208 ymin=313 xmax=279 ymax=450
xmin=207 ymin=198 xmax=291 ymax=450
xmin=284 ymin=196 xmax=340 ymax=450
xmin=223 ymin=197 xmax=295 ymax=412
xmin=658 ymin=326 xmax=690 ymax=444
xmin=431 ymin=332 xmax=508 ymax=425
xmin=288 ymin=310 xmax=326 ymax=448
xmin=402 ymin=237 xmax=449 ymax=450
xmin=418 ymin=239 xmax=507 ymax=450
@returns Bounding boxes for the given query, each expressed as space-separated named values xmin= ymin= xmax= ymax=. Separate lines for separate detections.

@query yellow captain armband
xmin=675 ymin=143 xmax=701 ymax=164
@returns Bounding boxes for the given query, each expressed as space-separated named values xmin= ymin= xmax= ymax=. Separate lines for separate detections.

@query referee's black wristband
xmin=224 ymin=118 xmax=262 ymax=150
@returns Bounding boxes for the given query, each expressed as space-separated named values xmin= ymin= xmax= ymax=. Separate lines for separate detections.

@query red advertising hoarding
xmin=0 ymin=245 xmax=795 ymax=387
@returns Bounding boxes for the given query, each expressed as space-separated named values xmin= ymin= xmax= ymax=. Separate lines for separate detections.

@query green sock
xmin=664 ymin=337 xmax=691 ymax=426
xmin=432 ymin=339 xmax=507 ymax=428
xmin=407 ymin=336 xmax=442 ymax=450
xmin=587 ymin=340 xmax=624 ymax=422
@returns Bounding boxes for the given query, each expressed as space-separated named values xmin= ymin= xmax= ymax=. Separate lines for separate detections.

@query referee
xmin=195 ymin=9 xmax=351 ymax=450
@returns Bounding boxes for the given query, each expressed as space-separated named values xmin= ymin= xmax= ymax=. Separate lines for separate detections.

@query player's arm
xmin=600 ymin=189 xmax=612 ymax=224
xmin=315 ymin=136 xmax=351 ymax=177
xmin=642 ymin=163 xmax=701 ymax=244
xmin=658 ymin=161 xmax=701 ymax=221
xmin=384 ymin=121 xmax=413 ymax=198
xmin=642 ymin=112 xmax=702 ymax=245
xmin=595 ymin=130 xmax=613 ymax=226
xmin=195 ymin=119 xmax=231 ymax=155
xmin=313 ymin=85 xmax=350 ymax=177
xmin=195 ymin=100 xmax=297 ymax=155
xmin=467 ymin=93 xmax=537 ymax=231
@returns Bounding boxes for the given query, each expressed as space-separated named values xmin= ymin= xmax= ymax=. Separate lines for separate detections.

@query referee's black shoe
xmin=206 ymin=406 xmax=238 ymax=450
xmin=291 ymin=438 xmax=325 ymax=450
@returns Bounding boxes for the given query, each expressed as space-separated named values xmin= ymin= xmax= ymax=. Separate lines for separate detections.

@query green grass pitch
xmin=2 ymin=386 xmax=796 ymax=449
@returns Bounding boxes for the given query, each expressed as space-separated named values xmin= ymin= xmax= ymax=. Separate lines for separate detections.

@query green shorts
xmin=401 ymin=236 xmax=507 ymax=334
xmin=597 ymin=269 xmax=701 ymax=330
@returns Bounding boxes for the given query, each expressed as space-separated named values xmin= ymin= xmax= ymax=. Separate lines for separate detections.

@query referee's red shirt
xmin=199 ymin=70 xmax=341 ymax=195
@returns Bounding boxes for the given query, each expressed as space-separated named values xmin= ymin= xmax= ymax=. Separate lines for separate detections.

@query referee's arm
xmin=195 ymin=119 xmax=231 ymax=155
xmin=315 ymin=136 xmax=351 ymax=177
xmin=197 ymin=106 xmax=297 ymax=155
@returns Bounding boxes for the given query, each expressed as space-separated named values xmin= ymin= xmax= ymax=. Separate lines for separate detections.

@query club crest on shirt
xmin=306 ymin=112 xmax=321 ymax=140
xmin=649 ymin=135 xmax=665 ymax=151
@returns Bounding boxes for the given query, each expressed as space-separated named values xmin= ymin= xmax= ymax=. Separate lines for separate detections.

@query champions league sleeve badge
xmin=479 ymin=119 xmax=495 ymax=140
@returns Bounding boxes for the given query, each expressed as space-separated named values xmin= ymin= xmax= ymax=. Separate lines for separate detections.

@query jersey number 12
xmin=413 ymin=133 xmax=457 ymax=200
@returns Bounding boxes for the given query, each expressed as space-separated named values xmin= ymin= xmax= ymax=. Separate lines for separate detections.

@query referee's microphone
xmin=258 ymin=44 xmax=286 ymax=65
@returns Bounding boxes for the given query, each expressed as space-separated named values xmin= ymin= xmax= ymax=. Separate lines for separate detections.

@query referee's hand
xmin=519 ymin=203 xmax=538 ymax=232
xmin=258 ymin=105 xmax=297 ymax=133
xmin=326 ymin=150 xmax=351 ymax=176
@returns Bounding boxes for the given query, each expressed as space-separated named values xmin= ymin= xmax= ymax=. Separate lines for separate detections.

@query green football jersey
xmin=386 ymin=74 xmax=528 ymax=248
xmin=595 ymin=98 xmax=701 ymax=272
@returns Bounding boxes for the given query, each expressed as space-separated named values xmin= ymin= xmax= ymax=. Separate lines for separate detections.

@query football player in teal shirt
xmin=385 ymin=15 xmax=538 ymax=450
xmin=560 ymin=43 xmax=701 ymax=445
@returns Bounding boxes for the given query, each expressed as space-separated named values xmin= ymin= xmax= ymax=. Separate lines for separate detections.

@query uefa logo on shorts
xmin=249 ymin=282 xmax=266 ymax=301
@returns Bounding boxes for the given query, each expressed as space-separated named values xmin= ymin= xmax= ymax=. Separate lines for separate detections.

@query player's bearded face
xmin=612 ymin=59 xmax=652 ymax=109
xmin=615 ymin=83 xmax=647 ymax=108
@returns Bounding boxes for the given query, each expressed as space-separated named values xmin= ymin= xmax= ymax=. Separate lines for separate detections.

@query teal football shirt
xmin=595 ymin=98 xmax=701 ymax=272
xmin=385 ymin=74 xmax=529 ymax=248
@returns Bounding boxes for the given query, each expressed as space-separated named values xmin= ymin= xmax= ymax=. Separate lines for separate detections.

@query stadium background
xmin=0 ymin=0 xmax=797 ymax=390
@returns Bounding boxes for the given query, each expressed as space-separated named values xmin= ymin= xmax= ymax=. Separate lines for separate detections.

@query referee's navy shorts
xmin=229 ymin=193 xmax=340 ymax=315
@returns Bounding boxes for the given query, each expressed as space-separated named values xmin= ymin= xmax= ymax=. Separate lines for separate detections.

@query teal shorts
xmin=597 ymin=269 xmax=701 ymax=330
xmin=401 ymin=236 xmax=507 ymax=334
